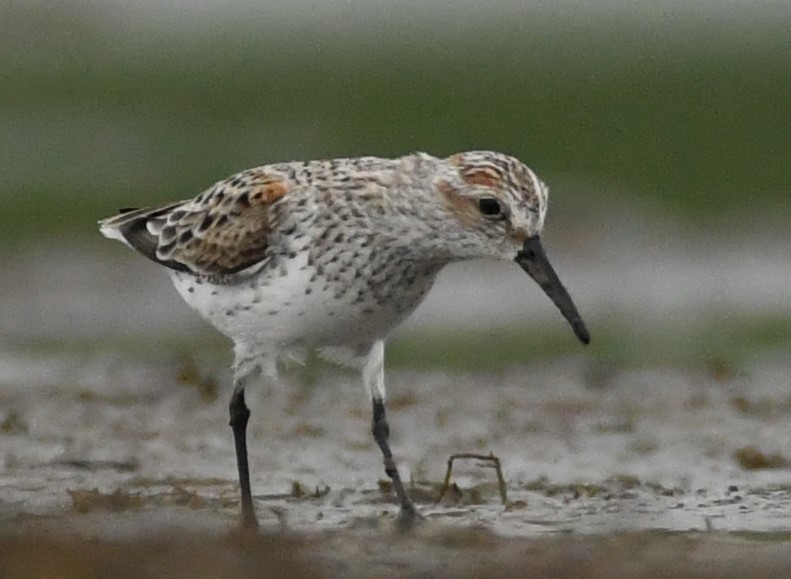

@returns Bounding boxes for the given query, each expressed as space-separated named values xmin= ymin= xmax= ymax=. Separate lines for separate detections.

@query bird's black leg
xmin=229 ymin=388 xmax=258 ymax=529
xmin=371 ymin=397 xmax=420 ymax=526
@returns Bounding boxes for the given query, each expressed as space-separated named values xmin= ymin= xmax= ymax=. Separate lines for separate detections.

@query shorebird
xmin=99 ymin=151 xmax=589 ymax=528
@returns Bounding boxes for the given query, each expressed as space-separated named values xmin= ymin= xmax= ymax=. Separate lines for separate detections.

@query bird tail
xmin=98 ymin=202 xmax=185 ymax=264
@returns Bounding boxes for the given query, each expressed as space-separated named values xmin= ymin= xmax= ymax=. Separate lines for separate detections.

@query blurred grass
xmin=8 ymin=314 xmax=791 ymax=375
xmin=3 ymin=4 xmax=790 ymax=242
xmin=390 ymin=315 xmax=791 ymax=373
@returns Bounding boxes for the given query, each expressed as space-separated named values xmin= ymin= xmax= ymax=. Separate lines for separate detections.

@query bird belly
xmin=169 ymin=255 xmax=437 ymax=351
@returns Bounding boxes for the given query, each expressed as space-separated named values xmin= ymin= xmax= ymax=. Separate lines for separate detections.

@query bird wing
xmin=99 ymin=169 xmax=289 ymax=277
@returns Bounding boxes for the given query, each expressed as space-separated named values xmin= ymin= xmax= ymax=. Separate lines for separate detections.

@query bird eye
xmin=478 ymin=197 xmax=502 ymax=217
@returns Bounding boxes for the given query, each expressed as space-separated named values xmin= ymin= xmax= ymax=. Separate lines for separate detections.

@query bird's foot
xmin=396 ymin=501 xmax=425 ymax=531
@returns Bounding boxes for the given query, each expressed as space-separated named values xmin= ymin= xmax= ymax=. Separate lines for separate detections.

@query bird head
xmin=437 ymin=151 xmax=589 ymax=345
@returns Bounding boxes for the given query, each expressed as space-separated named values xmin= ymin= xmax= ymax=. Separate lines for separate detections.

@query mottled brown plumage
xmin=100 ymin=171 xmax=288 ymax=277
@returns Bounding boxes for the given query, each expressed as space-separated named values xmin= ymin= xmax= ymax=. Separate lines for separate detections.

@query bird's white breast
xmin=169 ymin=252 xmax=437 ymax=354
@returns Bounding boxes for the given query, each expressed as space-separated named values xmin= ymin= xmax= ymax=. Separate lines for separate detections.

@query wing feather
xmin=98 ymin=169 xmax=289 ymax=277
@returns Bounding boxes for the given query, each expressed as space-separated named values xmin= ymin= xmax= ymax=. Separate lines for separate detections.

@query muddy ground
xmin=3 ymin=349 xmax=791 ymax=577
xmin=2 ymin=240 xmax=791 ymax=577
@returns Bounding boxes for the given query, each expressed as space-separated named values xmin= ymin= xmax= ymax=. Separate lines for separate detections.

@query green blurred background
xmin=3 ymin=0 xmax=790 ymax=368
xmin=4 ymin=0 xmax=789 ymax=241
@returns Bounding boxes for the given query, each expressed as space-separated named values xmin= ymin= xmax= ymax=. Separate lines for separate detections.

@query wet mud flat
xmin=3 ymin=348 xmax=791 ymax=576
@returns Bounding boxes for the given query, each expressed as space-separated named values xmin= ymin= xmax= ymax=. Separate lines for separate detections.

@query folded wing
xmin=98 ymin=170 xmax=289 ymax=277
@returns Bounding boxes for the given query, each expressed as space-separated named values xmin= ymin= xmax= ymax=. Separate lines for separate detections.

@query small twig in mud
xmin=437 ymin=452 xmax=508 ymax=505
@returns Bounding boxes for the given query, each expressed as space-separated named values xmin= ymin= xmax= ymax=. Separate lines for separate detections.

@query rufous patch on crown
xmin=462 ymin=170 xmax=501 ymax=189
xmin=447 ymin=154 xmax=503 ymax=189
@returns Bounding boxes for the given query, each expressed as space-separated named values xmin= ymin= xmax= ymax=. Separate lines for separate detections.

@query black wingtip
xmin=118 ymin=217 xmax=193 ymax=274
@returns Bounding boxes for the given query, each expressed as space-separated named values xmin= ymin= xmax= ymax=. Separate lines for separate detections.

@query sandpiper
xmin=99 ymin=151 xmax=589 ymax=528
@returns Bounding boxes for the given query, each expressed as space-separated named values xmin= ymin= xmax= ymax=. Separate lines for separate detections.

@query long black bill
xmin=515 ymin=236 xmax=590 ymax=345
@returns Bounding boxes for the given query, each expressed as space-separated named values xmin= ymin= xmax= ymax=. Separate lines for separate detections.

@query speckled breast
xmin=169 ymin=250 xmax=441 ymax=349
